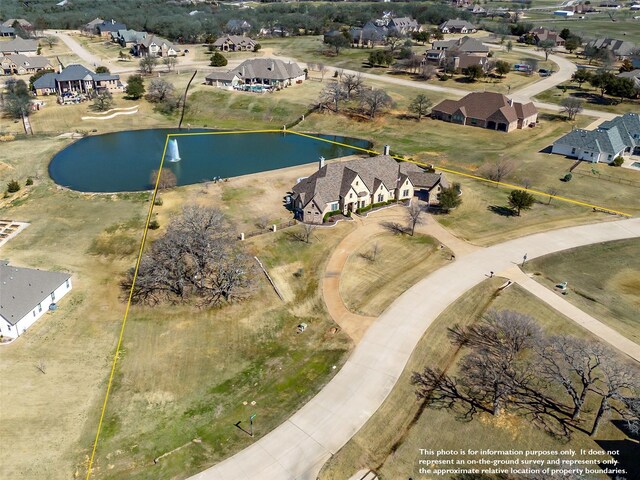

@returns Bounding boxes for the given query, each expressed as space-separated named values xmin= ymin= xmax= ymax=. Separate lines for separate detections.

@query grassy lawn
xmin=524 ymin=239 xmax=640 ymax=343
xmin=534 ymin=82 xmax=640 ymax=115
xmin=522 ymin=10 xmax=640 ymax=46
xmin=319 ymin=280 xmax=637 ymax=480
xmin=0 ymin=133 xmax=358 ymax=480
xmin=340 ymin=232 xmax=452 ymax=316
xmin=89 ymin=224 xmax=354 ymax=479
xmin=296 ymin=106 xmax=639 ymax=245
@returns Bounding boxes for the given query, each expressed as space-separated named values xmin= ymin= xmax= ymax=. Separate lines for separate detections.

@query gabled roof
xmin=0 ymin=26 xmax=15 ymax=35
xmin=554 ymin=127 xmax=627 ymax=155
xmin=97 ymin=19 xmax=127 ymax=33
xmin=586 ymin=38 xmax=636 ymax=56
xmin=213 ymin=35 xmax=256 ymax=47
xmin=388 ymin=17 xmax=419 ymax=28
xmin=116 ymin=29 xmax=147 ymax=43
xmin=432 ymin=36 xmax=488 ymax=53
xmin=0 ymin=36 xmax=38 ymax=53
xmin=599 ymin=113 xmax=640 ymax=149
xmin=2 ymin=54 xmax=52 ymax=69
xmin=292 ymin=155 xmax=426 ymax=209
xmin=139 ymin=34 xmax=175 ymax=50
xmin=432 ymin=92 xmax=537 ymax=123
xmin=439 ymin=19 xmax=477 ymax=29
xmin=33 ymin=72 xmax=57 ymax=90
xmin=84 ymin=17 xmax=104 ymax=28
xmin=0 ymin=262 xmax=70 ymax=326
xmin=2 ymin=19 xmax=32 ymax=28
xmin=233 ymin=58 xmax=304 ymax=81
xmin=57 ymin=63 xmax=94 ymax=81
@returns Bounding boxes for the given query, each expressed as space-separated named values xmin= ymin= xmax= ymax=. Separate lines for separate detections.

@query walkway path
xmin=189 ymin=217 xmax=640 ymax=480
xmin=503 ymin=266 xmax=640 ymax=361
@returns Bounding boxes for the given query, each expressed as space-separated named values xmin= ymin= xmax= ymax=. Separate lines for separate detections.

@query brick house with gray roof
xmin=0 ymin=36 xmax=38 ymax=56
xmin=206 ymin=58 xmax=305 ymax=89
xmin=0 ymin=261 xmax=72 ymax=339
xmin=439 ymin=19 xmax=478 ymax=34
xmin=291 ymin=155 xmax=449 ymax=224
xmin=32 ymin=64 xmax=123 ymax=96
xmin=552 ymin=113 xmax=640 ymax=163
xmin=431 ymin=92 xmax=538 ymax=132
xmin=213 ymin=35 xmax=257 ymax=52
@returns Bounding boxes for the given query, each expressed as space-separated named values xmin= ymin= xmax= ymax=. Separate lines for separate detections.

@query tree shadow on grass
xmin=488 ymin=205 xmax=516 ymax=217
xmin=381 ymin=221 xmax=408 ymax=235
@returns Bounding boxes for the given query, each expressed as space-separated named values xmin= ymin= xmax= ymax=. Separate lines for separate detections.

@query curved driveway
xmin=190 ymin=217 xmax=640 ymax=480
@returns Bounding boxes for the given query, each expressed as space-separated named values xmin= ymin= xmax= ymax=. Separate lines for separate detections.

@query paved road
xmin=189 ymin=217 xmax=640 ymax=480
xmin=45 ymin=30 xmax=103 ymax=67
xmin=504 ymin=266 xmax=640 ymax=361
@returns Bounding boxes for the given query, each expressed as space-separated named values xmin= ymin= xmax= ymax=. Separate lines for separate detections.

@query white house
xmin=0 ymin=261 xmax=72 ymax=339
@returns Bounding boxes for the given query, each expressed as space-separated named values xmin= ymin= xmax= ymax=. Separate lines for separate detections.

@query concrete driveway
xmin=189 ymin=217 xmax=640 ymax=480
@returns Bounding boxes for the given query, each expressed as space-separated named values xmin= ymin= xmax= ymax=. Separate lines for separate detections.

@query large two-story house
xmin=0 ymin=54 xmax=52 ymax=75
xmin=205 ymin=58 xmax=305 ymax=89
xmin=133 ymin=35 xmax=179 ymax=57
xmin=291 ymin=155 xmax=449 ymax=224
xmin=32 ymin=64 xmax=123 ymax=96
xmin=213 ymin=35 xmax=257 ymax=52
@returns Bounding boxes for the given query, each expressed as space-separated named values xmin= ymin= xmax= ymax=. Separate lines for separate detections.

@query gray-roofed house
xmin=350 ymin=22 xmax=389 ymax=47
xmin=291 ymin=155 xmax=449 ymax=224
xmin=618 ymin=69 xmax=640 ymax=89
xmin=431 ymin=91 xmax=537 ymax=132
xmin=82 ymin=17 xmax=104 ymax=34
xmin=387 ymin=17 xmax=422 ymax=34
xmin=0 ymin=36 xmax=38 ymax=56
xmin=32 ymin=64 xmax=123 ymax=96
xmin=205 ymin=58 xmax=305 ymax=89
xmin=439 ymin=19 xmax=478 ymax=34
xmin=213 ymin=35 xmax=257 ymax=52
xmin=133 ymin=35 xmax=179 ymax=57
xmin=111 ymin=29 xmax=147 ymax=47
xmin=226 ymin=19 xmax=252 ymax=34
xmin=0 ymin=26 xmax=15 ymax=37
xmin=586 ymin=38 xmax=637 ymax=59
xmin=0 ymin=261 xmax=72 ymax=339
xmin=552 ymin=113 xmax=640 ymax=162
xmin=0 ymin=54 xmax=52 ymax=75
xmin=96 ymin=19 xmax=128 ymax=38
xmin=2 ymin=19 xmax=33 ymax=29
xmin=431 ymin=36 xmax=489 ymax=55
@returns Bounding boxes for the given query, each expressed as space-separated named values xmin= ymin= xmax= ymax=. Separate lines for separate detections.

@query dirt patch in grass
xmin=340 ymin=232 xmax=451 ymax=316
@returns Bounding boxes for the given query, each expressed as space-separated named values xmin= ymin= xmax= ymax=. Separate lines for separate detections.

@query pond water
xmin=49 ymin=129 xmax=371 ymax=192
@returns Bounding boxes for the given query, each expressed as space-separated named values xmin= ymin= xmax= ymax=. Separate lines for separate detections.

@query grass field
xmin=0 ymin=134 xmax=359 ymax=479
xmin=318 ymin=280 xmax=637 ymax=480
xmin=524 ymin=238 xmax=640 ymax=343
xmin=534 ymin=82 xmax=640 ymax=115
xmin=340 ymin=232 xmax=451 ymax=316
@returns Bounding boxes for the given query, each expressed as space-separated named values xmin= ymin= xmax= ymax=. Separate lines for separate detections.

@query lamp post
xmin=249 ymin=413 xmax=256 ymax=437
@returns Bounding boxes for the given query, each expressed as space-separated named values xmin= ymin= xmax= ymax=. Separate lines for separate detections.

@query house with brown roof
xmin=439 ymin=19 xmax=478 ymax=34
xmin=529 ymin=27 xmax=565 ymax=47
xmin=133 ymin=35 xmax=179 ymax=57
xmin=291 ymin=155 xmax=449 ymax=224
xmin=431 ymin=92 xmax=538 ymax=132
xmin=213 ymin=35 xmax=257 ymax=52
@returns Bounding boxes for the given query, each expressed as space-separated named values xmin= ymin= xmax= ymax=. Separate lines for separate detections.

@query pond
xmin=48 ymin=129 xmax=372 ymax=193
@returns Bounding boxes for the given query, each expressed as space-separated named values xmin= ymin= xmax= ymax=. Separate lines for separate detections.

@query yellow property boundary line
xmin=85 ymin=126 xmax=631 ymax=477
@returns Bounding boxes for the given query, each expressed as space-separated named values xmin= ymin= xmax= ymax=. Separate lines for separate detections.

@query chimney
xmin=319 ymin=156 xmax=325 ymax=170
xmin=383 ymin=144 xmax=390 ymax=156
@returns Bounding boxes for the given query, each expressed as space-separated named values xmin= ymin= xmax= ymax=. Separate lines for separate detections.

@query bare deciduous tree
xmin=146 ymin=78 xmax=176 ymax=103
xmin=122 ymin=206 xmax=256 ymax=306
xmin=360 ymin=88 xmax=393 ymax=118
xmin=406 ymin=202 xmax=424 ymax=236
xmin=341 ymin=73 xmax=364 ymax=99
xmin=162 ymin=56 xmax=177 ymax=72
xmin=482 ymin=159 xmax=515 ymax=184
xmin=590 ymin=362 xmax=638 ymax=436
xmin=319 ymin=82 xmax=345 ymax=112
xmin=536 ymin=337 xmax=606 ymax=420
xmin=317 ymin=63 xmax=326 ymax=82
xmin=151 ymin=169 xmax=177 ymax=190
xmin=560 ymin=97 xmax=584 ymax=121
xmin=302 ymin=223 xmax=314 ymax=243
xmin=35 ymin=360 xmax=46 ymax=374
xmin=546 ymin=187 xmax=559 ymax=205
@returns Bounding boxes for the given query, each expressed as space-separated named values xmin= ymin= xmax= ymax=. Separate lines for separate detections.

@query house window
xmin=330 ymin=202 xmax=339 ymax=211
xmin=571 ymin=147 xmax=576 ymax=154
xmin=607 ymin=154 xmax=612 ymax=160
xmin=377 ymin=194 xmax=384 ymax=202
xmin=51 ymin=291 xmax=56 ymax=301
xmin=33 ymin=310 xmax=36 ymax=317
xmin=349 ymin=193 xmax=353 ymax=199
xmin=38 ymin=303 xmax=42 ymax=313
xmin=356 ymin=181 xmax=359 ymax=186
xmin=66 ymin=279 xmax=70 ymax=289
xmin=403 ymin=189 xmax=409 ymax=197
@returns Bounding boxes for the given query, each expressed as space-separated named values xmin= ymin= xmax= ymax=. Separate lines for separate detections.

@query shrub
xmin=355 ymin=204 xmax=373 ymax=214
xmin=562 ymin=173 xmax=572 ymax=182
xmin=148 ymin=219 xmax=160 ymax=230
xmin=25 ymin=177 xmax=33 ymax=186
xmin=210 ymin=52 xmax=228 ymax=67
xmin=6 ymin=179 xmax=20 ymax=193
xmin=153 ymin=197 xmax=164 ymax=206
xmin=322 ymin=210 xmax=341 ymax=222
xmin=612 ymin=156 xmax=624 ymax=167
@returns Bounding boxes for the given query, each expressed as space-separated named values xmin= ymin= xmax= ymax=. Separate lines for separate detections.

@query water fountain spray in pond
xmin=166 ymin=139 xmax=181 ymax=162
